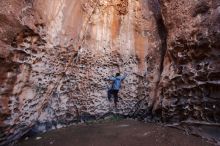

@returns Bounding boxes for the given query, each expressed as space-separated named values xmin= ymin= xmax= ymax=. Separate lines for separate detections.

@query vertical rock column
xmin=159 ymin=0 xmax=220 ymax=123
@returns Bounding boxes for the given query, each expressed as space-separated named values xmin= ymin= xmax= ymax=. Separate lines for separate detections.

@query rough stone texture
xmin=1 ymin=0 xmax=220 ymax=145
xmin=0 ymin=0 xmax=163 ymax=145
xmin=158 ymin=0 xmax=220 ymax=123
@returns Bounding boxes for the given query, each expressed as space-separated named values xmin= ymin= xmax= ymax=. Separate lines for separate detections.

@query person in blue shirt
xmin=105 ymin=72 xmax=128 ymax=106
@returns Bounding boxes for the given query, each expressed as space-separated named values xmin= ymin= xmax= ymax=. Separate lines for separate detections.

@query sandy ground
xmin=18 ymin=119 xmax=213 ymax=146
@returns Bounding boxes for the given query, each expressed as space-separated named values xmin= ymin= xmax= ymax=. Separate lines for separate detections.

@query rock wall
xmin=159 ymin=0 xmax=220 ymax=123
xmin=1 ymin=0 xmax=220 ymax=145
xmin=0 ymin=0 xmax=164 ymax=145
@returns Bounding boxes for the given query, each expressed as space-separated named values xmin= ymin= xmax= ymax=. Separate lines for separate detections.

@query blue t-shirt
xmin=108 ymin=75 xmax=127 ymax=90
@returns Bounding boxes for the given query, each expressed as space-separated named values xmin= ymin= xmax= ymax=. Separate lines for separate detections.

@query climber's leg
xmin=113 ymin=90 xmax=119 ymax=106
xmin=108 ymin=89 xmax=113 ymax=101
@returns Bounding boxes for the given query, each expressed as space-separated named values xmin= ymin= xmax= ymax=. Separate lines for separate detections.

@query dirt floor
xmin=18 ymin=119 xmax=213 ymax=146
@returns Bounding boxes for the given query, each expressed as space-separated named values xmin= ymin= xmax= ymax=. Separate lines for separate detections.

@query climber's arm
xmin=120 ymin=73 xmax=128 ymax=80
xmin=104 ymin=76 xmax=116 ymax=81
xmin=108 ymin=77 xmax=116 ymax=81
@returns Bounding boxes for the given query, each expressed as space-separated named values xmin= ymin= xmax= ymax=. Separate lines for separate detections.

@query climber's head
xmin=116 ymin=73 xmax=120 ymax=77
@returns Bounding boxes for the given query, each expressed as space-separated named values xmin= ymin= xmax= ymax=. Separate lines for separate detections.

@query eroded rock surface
xmin=0 ymin=0 xmax=220 ymax=145
xmin=0 ymin=0 xmax=164 ymax=145
xmin=159 ymin=0 xmax=220 ymax=123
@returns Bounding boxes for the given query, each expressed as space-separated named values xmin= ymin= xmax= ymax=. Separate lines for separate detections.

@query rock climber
xmin=105 ymin=72 xmax=128 ymax=107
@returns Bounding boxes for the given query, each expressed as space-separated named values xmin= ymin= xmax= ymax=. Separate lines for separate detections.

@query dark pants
xmin=108 ymin=89 xmax=119 ymax=104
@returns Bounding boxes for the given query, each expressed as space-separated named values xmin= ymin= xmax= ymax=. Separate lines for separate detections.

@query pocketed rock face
xmin=159 ymin=0 xmax=220 ymax=123
xmin=34 ymin=0 xmax=163 ymax=124
xmin=0 ymin=0 xmax=163 ymax=144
